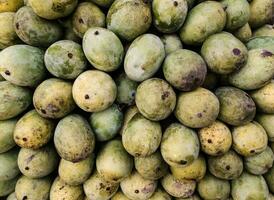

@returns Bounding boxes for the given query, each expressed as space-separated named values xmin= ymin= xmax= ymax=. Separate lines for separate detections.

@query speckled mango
xmin=0 ymin=45 xmax=46 ymax=87
xmin=232 ymin=121 xmax=268 ymax=156
xmin=253 ymin=25 xmax=274 ymax=37
xmin=33 ymin=78 xmax=75 ymax=119
xmin=179 ymin=1 xmax=226 ymax=45
xmin=148 ymin=187 xmax=172 ymax=200
xmin=54 ymin=114 xmax=95 ymax=162
xmin=0 ymin=176 xmax=19 ymax=197
xmin=72 ymin=70 xmax=117 ymax=112
xmin=119 ymin=105 xmax=139 ymax=135
xmin=120 ymin=170 xmax=157 ymax=200
xmin=0 ymin=148 xmax=19 ymax=181
xmin=124 ymin=34 xmax=165 ymax=82
xmin=0 ymin=119 xmax=17 ymax=153
xmin=248 ymin=0 xmax=272 ymax=28
xmin=175 ymin=87 xmax=220 ymax=128
xmin=90 ymin=0 xmax=114 ymax=7
xmin=175 ymin=194 xmax=201 ymax=200
xmin=107 ymin=0 xmax=152 ymax=41
xmin=14 ymin=6 xmax=62 ymax=47
xmin=28 ymin=0 xmax=78 ymax=20
xmin=160 ymin=34 xmax=183 ymax=55
xmin=265 ymin=166 xmax=274 ymax=193
xmin=111 ymin=190 xmax=130 ymax=200
xmin=163 ymin=49 xmax=207 ymax=91
xmin=201 ymin=32 xmax=248 ymax=74
xmin=233 ymin=23 xmax=252 ymax=43
xmin=161 ymin=123 xmax=200 ymax=167
xmin=0 ymin=0 xmax=23 ymax=12
xmin=246 ymin=36 xmax=274 ymax=53
xmin=0 ymin=81 xmax=32 ymax=120
xmin=256 ymin=114 xmax=274 ymax=142
xmin=72 ymin=2 xmax=105 ymax=38
xmin=215 ymin=87 xmax=256 ymax=126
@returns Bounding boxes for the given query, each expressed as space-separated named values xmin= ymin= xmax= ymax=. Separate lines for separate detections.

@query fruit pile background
xmin=0 ymin=0 xmax=274 ymax=199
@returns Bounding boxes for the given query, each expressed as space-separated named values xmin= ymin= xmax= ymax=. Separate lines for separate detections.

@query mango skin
xmin=111 ymin=190 xmax=131 ymax=200
xmin=0 ymin=45 xmax=46 ymax=87
xmin=160 ymin=34 xmax=183 ymax=55
xmin=120 ymin=170 xmax=157 ymax=200
xmin=161 ymin=173 xmax=196 ymax=198
xmin=152 ymin=0 xmax=188 ymax=33
xmin=0 ymin=74 xmax=4 ymax=81
xmin=231 ymin=172 xmax=269 ymax=200
xmin=14 ymin=6 xmax=62 ymax=47
xmin=90 ymin=0 xmax=114 ymax=7
xmin=72 ymin=70 xmax=117 ymax=112
xmin=163 ymin=49 xmax=207 ymax=91
xmin=107 ymin=0 xmax=152 ymax=41
xmin=14 ymin=110 xmax=55 ymax=149
xmin=0 ymin=176 xmax=19 ymax=197
xmin=50 ymin=176 xmax=85 ymax=200
xmin=84 ymin=171 xmax=119 ymax=200
xmin=175 ymin=194 xmax=201 ymax=200
xmin=134 ymin=150 xmax=168 ymax=180
xmin=7 ymin=192 xmax=16 ymax=200
xmin=0 ymin=12 xmax=20 ymax=49
xmin=232 ymin=121 xmax=268 ymax=157
xmin=124 ymin=34 xmax=165 ymax=82
xmin=15 ymin=176 xmax=52 ymax=200
xmin=201 ymin=32 xmax=248 ymax=74
xmin=161 ymin=123 xmax=200 ymax=167
xmin=233 ymin=23 xmax=252 ymax=43
xmin=229 ymin=48 xmax=274 ymax=90
xmin=179 ymin=1 xmax=226 ymax=45
xmin=33 ymin=78 xmax=75 ymax=119
xmin=208 ymin=150 xmax=243 ymax=180
xmin=248 ymin=0 xmax=272 ymax=28
xmin=59 ymin=154 xmax=94 ymax=186
xmin=175 ymin=87 xmax=220 ymax=128
xmin=17 ymin=145 xmax=59 ymax=178
xmin=54 ymin=114 xmax=95 ymax=162
xmin=72 ymin=2 xmax=105 ymax=38
xmin=253 ymin=25 xmax=274 ymax=37
xmin=59 ymin=17 xmax=81 ymax=43
xmin=0 ymin=0 xmax=24 ymax=12
xmin=265 ymin=166 xmax=274 ymax=193
xmin=257 ymin=114 xmax=274 ymax=141
xmin=119 ymin=105 xmax=139 ymax=135
xmin=45 ymin=40 xmax=87 ymax=79
xmin=215 ymin=86 xmax=256 ymax=126
xmin=148 ymin=187 xmax=172 ymax=200
xmin=0 ymin=81 xmax=32 ymax=120
xmin=0 ymin=118 xmax=17 ymax=153
xmin=246 ymin=36 xmax=274 ymax=53
xmin=29 ymin=0 xmax=78 ymax=20
xmin=0 ymin=148 xmax=19 ymax=181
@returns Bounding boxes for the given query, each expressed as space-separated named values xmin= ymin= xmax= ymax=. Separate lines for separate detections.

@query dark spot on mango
xmin=143 ymin=0 xmax=149 ymax=4
xmin=106 ymin=187 xmax=110 ymax=191
xmin=78 ymin=18 xmax=84 ymax=24
xmin=223 ymin=5 xmax=228 ymax=11
xmin=22 ymin=196 xmax=28 ymax=200
xmin=4 ymin=70 xmax=10 ymax=76
xmin=85 ymin=94 xmax=90 ymax=99
xmin=99 ymin=183 xmax=105 ymax=189
xmin=23 ymin=137 xmax=27 ymax=141
xmin=250 ymin=150 xmax=255 ymax=154
xmin=15 ymin=22 xmax=19 ymax=29
xmin=41 ymin=109 xmax=47 ymax=114
xmin=180 ymin=160 xmax=187 ymax=165
xmin=68 ymin=53 xmax=73 ymax=58
xmin=15 ymin=136 xmax=19 ymax=139
xmin=261 ymin=50 xmax=273 ymax=57
xmin=173 ymin=1 xmax=178 ymax=6
xmin=197 ymin=113 xmax=202 ymax=118
xmin=46 ymin=104 xmax=60 ymax=113
xmin=94 ymin=31 xmax=99 ymax=35
xmin=226 ymin=165 xmax=230 ymax=170
xmin=135 ymin=153 xmax=141 ymax=157
xmin=233 ymin=48 xmax=241 ymax=55
xmin=135 ymin=190 xmax=139 ymax=193
xmin=25 ymin=166 xmax=29 ymax=170
xmin=134 ymin=2 xmax=139 ymax=5
xmin=161 ymin=91 xmax=170 ymax=100
xmin=207 ymin=139 xmax=212 ymax=143
xmin=59 ymin=186 xmax=64 ymax=190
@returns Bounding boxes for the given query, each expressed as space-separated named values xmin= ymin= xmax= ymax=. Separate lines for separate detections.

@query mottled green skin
xmin=72 ymin=2 xmax=105 ymax=38
xmin=96 ymin=140 xmax=133 ymax=182
xmin=201 ymin=32 xmax=248 ymax=74
xmin=265 ymin=166 xmax=274 ymax=193
xmin=249 ymin=0 xmax=272 ymax=28
xmin=72 ymin=70 xmax=117 ymax=112
xmin=0 ymin=148 xmax=19 ymax=181
xmin=244 ymin=146 xmax=274 ymax=175
xmin=120 ymin=170 xmax=157 ymax=200
xmin=120 ymin=105 xmax=139 ymax=135
xmin=148 ymin=187 xmax=172 ymax=200
xmin=208 ymin=150 xmax=243 ymax=180
xmin=0 ymin=176 xmax=18 ymax=197
xmin=233 ymin=23 xmax=252 ymax=43
xmin=50 ymin=176 xmax=85 ymax=200
xmin=124 ymin=34 xmax=165 ymax=82
xmin=0 ymin=12 xmax=20 ymax=49
xmin=163 ymin=49 xmax=207 ymax=91
xmin=232 ymin=121 xmax=268 ymax=156
xmin=84 ymin=171 xmax=119 ymax=200
xmin=15 ymin=176 xmax=52 ymax=200
xmin=0 ymin=45 xmax=46 ymax=87
xmin=0 ymin=74 xmax=4 ymax=81
xmin=18 ymin=145 xmax=59 ymax=178
xmin=232 ymin=172 xmax=269 ymax=200
xmin=134 ymin=150 xmax=168 ymax=180
xmin=160 ymin=34 xmax=183 ymax=55
xmin=0 ymin=81 xmax=32 ymax=120
xmin=107 ymin=0 xmax=152 ymax=41
xmin=14 ymin=110 xmax=55 ymax=149
xmin=170 ymin=154 xmax=206 ymax=181
xmin=59 ymin=154 xmax=94 ymax=186
xmin=90 ymin=0 xmax=114 ymax=7
xmin=202 ymin=72 xmax=219 ymax=90
xmin=161 ymin=173 xmax=196 ymax=198
xmin=175 ymin=87 xmax=220 ymax=128
xmin=115 ymin=73 xmax=138 ymax=106
xmin=198 ymin=174 xmax=230 ymax=200
xmin=54 ymin=114 xmax=95 ymax=162
xmin=122 ymin=113 xmax=162 ymax=157
xmin=253 ymin=25 xmax=274 ymax=37
xmin=176 ymin=194 xmax=201 ymax=200
xmin=136 ymin=78 xmax=176 ymax=121
xmin=179 ymin=1 xmax=226 ymax=45
xmin=215 ymin=87 xmax=256 ymax=126
xmin=257 ymin=114 xmax=274 ymax=141
xmin=161 ymin=123 xmax=200 ymax=167
xmin=45 ymin=40 xmax=87 ymax=79
xmin=221 ymin=0 xmax=250 ymax=30
xmin=246 ymin=36 xmax=274 ymax=53
xmin=14 ymin=6 xmax=62 ymax=47
xmin=89 ymin=104 xmax=123 ymax=141
xmin=29 ymin=0 xmax=78 ymax=20
xmin=152 ymin=0 xmax=188 ymax=33
xmin=7 ymin=192 xmax=16 ymax=200
xmin=0 ymin=0 xmax=23 ymax=12
xmin=0 ymin=118 xmax=17 ymax=153
xmin=33 ymin=78 xmax=75 ymax=119
xmin=112 ymin=190 xmax=131 ymax=200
